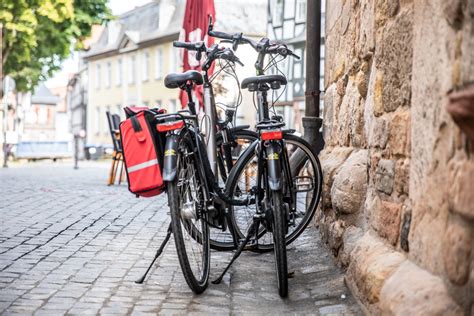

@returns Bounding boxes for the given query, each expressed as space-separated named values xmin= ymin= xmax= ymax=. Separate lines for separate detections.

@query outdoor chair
xmin=106 ymin=111 xmax=125 ymax=185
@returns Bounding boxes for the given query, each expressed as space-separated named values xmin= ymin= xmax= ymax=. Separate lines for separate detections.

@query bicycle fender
xmin=230 ymin=125 xmax=251 ymax=132
xmin=163 ymin=134 xmax=179 ymax=181
xmin=266 ymin=141 xmax=282 ymax=191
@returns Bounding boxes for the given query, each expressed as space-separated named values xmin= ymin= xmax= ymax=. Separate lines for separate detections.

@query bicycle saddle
xmin=164 ymin=70 xmax=204 ymax=89
xmin=241 ymin=74 xmax=287 ymax=91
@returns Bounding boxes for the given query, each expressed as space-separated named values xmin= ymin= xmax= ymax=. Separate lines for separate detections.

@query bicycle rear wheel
xmin=168 ymin=136 xmax=210 ymax=294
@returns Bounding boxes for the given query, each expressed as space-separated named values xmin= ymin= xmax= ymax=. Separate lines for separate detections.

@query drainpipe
xmin=303 ymin=0 xmax=324 ymax=154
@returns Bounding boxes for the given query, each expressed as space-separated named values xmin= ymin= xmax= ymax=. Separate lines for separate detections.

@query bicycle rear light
xmin=261 ymin=129 xmax=283 ymax=140
xmin=156 ymin=120 xmax=184 ymax=132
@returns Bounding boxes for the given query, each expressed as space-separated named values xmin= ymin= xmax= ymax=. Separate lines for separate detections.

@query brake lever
xmin=290 ymin=52 xmax=301 ymax=60
xmin=234 ymin=58 xmax=244 ymax=67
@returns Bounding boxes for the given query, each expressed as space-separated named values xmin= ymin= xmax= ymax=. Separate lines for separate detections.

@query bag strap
xmin=131 ymin=116 xmax=142 ymax=132
xmin=130 ymin=115 xmax=146 ymax=142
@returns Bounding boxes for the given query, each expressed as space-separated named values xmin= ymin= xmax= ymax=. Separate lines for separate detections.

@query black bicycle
xmin=206 ymin=21 xmax=323 ymax=255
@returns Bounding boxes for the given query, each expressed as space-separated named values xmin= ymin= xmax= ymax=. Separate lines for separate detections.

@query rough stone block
xmin=448 ymin=161 xmax=474 ymax=221
xmin=356 ymin=1 xmax=375 ymax=56
xmin=340 ymin=226 xmax=364 ymax=267
xmin=347 ymin=232 xmax=406 ymax=304
xmin=369 ymin=116 xmax=389 ymax=149
xmin=331 ymin=150 xmax=368 ymax=214
xmin=356 ymin=70 xmax=369 ymax=98
xmin=373 ymin=201 xmax=402 ymax=246
xmin=323 ymin=84 xmax=343 ymax=147
xmin=375 ymin=0 xmax=400 ymax=29
xmin=394 ymin=158 xmax=410 ymax=196
xmin=379 ymin=261 xmax=463 ymax=315
xmin=389 ymin=111 xmax=411 ymax=156
xmin=336 ymin=81 xmax=361 ymax=146
xmin=320 ymin=147 xmax=354 ymax=210
xmin=442 ymin=217 xmax=472 ymax=286
xmin=328 ymin=220 xmax=345 ymax=254
xmin=349 ymin=97 xmax=367 ymax=148
xmin=375 ymin=159 xmax=395 ymax=195
xmin=377 ymin=8 xmax=413 ymax=112
xmin=373 ymin=70 xmax=384 ymax=117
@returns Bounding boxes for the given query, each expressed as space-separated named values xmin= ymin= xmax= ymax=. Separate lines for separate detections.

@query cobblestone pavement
xmin=0 ymin=161 xmax=361 ymax=315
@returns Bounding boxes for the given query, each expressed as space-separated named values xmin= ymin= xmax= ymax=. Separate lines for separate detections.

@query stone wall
xmin=320 ymin=0 xmax=473 ymax=314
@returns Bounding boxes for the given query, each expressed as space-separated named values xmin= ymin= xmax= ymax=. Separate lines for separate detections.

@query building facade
xmin=23 ymin=83 xmax=59 ymax=142
xmin=83 ymin=1 xmax=185 ymax=148
xmin=83 ymin=0 xmax=266 ymax=150
xmin=319 ymin=0 xmax=473 ymax=314
xmin=267 ymin=0 xmax=325 ymax=131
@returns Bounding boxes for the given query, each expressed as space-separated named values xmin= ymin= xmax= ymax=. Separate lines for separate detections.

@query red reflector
xmin=157 ymin=120 xmax=184 ymax=132
xmin=261 ymin=130 xmax=283 ymax=140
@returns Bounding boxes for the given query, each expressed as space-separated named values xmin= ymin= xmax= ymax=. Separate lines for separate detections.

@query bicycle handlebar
xmin=173 ymin=41 xmax=205 ymax=51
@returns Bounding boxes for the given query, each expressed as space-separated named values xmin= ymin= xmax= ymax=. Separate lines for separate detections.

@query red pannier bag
xmin=120 ymin=109 xmax=166 ymax=197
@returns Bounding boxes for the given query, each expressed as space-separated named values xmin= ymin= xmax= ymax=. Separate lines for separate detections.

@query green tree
xmin=0 ymin=0 xmax=112 ymax=92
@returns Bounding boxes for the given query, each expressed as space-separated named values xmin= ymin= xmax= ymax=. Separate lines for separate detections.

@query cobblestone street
xmin=0 ymin=161 xmax=361 ymax=315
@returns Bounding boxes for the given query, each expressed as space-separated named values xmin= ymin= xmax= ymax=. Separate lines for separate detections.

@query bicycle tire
xmin=209 ymin=129 xmax=257 ymax=251
xmin=271 ymin=189 xmax=288 ymax=297
xmin=227 ymin=134 xmax=323 ymax=252
xmin=168 ymin=135 xmax=210 ymax=294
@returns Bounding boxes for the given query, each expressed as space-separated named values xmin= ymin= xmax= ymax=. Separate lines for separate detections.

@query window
xmin=295 ymin=0 xmax=306 ymax=23
xmin=95 ymin=64 xmax=101 ymax=89
xmin=128 ymin=55 xmax=136 ymax=84
xmin=116 ymin=58 xmax=122 ymax=86
xmin=105 ymin=62 xmax=111 ymax=88
xmin=272 ymin=0 xmax=283 ymax=26
xmin=95 ymin=107 xmax=100 ymax=134
xmin=169 ymin=50 xmax=178 ymax=73
xmin=155 ymin=48 xmax=163 ymax=79
xmin=142 ymin=51 xmax=149 ymax=81
xmin=38 ymin=107 xmax=48 ymax=124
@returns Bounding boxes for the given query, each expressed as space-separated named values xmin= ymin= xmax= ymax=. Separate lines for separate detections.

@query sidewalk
xmin=0 ymin=161 xmax=361 ymax=315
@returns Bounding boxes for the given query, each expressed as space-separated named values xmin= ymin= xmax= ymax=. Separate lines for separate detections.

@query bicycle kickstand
xmin=135 ymin=223 xmax=172 ymax=284
xmin=212 ymin=220 xmax=257 ymax=284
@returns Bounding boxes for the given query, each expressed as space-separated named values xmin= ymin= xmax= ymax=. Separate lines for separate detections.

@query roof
xmin=31 ymin=83 xmax=59 ymax=105
xmin=84 ymin=0 xmax=266 ymax=60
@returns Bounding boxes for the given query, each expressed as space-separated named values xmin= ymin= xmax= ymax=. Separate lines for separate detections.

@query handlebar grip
xmin=173 ymin=41 xmax=205 ymax=52
xmin=208 ymin=30 xmax=233 ymax=40
xmin=173 ymin=41 xmax=192 ymax=48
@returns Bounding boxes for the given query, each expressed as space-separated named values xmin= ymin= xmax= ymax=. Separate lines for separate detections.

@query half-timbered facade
xmin=267 ymin=0 xmax=325 ymax=131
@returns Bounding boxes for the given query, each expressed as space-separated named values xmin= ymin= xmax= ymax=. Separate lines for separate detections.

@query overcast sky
xmin=46 ymin=0 xmax=154 ymax=88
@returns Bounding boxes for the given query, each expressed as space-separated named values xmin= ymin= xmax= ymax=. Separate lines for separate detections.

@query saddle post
xmin=184 ymin=84 xmax=197 ymax=115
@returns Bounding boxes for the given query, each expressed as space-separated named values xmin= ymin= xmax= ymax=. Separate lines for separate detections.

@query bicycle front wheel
xmin=168 ymin=135 xmax=210 ymax=294
xmin=270 ymin=189 xmax=288 ymax=297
